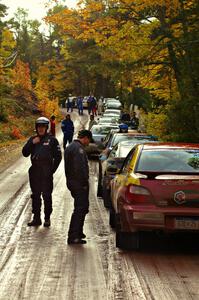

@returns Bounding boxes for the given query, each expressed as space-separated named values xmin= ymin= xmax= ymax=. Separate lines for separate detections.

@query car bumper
xmin=120 ymin=204 xmax=199 ymax=233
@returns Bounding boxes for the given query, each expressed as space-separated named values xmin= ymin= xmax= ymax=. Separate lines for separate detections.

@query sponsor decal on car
xmin=174 ymin=190 xmax=186 ymax=204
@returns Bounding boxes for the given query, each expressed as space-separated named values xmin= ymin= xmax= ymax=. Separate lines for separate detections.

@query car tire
xmin=109 ymin=208 xmax=116 ymax=228
xmin=97 ymin=162 xmax=103 ymax=197
xmin=102 ymin=186 xmax=111 ymax=209
xmin=97 ymin=181 xmax=103 ymax=197
xmin=102 ymin=184 xmax=111 ymax=208
xmin=115 ymin=214 xmax=139 ymax=250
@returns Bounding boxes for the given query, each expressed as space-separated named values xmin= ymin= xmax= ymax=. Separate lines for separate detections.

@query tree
xmin=46 ymin=0 xmax=199 ymax=141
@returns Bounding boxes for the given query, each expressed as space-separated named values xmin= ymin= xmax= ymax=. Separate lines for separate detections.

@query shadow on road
xmin=123 ymin=232 xmax=199 ymax=255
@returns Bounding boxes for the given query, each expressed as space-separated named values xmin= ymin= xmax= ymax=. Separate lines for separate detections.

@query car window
xmin=92 ymin=126 xmax=115 ymax=135
xmin=120 ymin=148 xmax=137 ymax=174
xmin=136 ymin=149 xmax=199 ymax=173
xmin=109 ymin=144 xmax=119 ymax=158
xmin=119 ymin=145 xmax=134 ymax=157
xmin=106 ymin=134 xmax=115 ymax=148
xmin=103 ymin=132 xmax=112 ymax=147
xmin=111 ymin=135 xmax=157 ymax=148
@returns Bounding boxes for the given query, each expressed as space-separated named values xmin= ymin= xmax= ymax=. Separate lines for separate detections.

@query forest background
xmin=0 ymin=0 xmax=198 ymax=146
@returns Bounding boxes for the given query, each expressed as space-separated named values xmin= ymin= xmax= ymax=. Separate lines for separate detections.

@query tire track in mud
xmin=0 ymin=112 xmax=109 ymax=300
xmin=88 ymin=161 xmax=147 ymax=300
xmin=0 ymin=160 xmax=69 ymax=299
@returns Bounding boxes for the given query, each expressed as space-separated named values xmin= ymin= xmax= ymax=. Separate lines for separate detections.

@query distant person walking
xmin=90 ymin=96 xmax=97 ymax=116
xmin=77 ymin=96 xmax=84 ymax=115
xmin=88 ymin=114 xmax=97 ymax=130
xmin=131 ymin=112 xmax=139 ymax=129
xmin=87 ymin=96 xmax=92 ymax=115
xmin=22 ymin=117 xmax=62 ymax=227
xmin=64 ymin=129 xmax=93 ymax=244
xmin=66 ymin=96 xmax=74 ymax=112
xmin=50 ymin=115 xmax=56 ymax=136
xmin=61 ymin=114 xmax=74 ymax=149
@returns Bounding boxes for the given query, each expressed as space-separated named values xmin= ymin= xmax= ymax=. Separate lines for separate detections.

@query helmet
xmin=119 ymin=123 xmax=128 ymax=133
xmin=35 ymin=117 xmax=50 ymax=133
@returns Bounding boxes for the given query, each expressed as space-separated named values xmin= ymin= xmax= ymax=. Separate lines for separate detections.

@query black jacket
xmin=22 ymin=133 xmax=62 ymax=173
xmin=64 ymin=139 xmax=89 ymax=189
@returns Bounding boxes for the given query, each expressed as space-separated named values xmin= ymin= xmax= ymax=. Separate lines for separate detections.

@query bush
xmin=144 ymin=109 xmax=170 ymax=141
xmin=0 ymin=111 xmax=8 ymax=122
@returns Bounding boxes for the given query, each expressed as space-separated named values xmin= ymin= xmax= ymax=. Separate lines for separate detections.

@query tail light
xmin=125 ymin=184 xmax=151 ymax=204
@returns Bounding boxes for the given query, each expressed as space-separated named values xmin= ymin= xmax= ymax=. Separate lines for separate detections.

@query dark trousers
xmin=68 ymin=186 xmax=89 ymax=240
xmin=29 ymin=165 xmax=53 ymax=220
xmin=63 ymin=134 xmax=73 ymax=149
xmin=67 ymin=104 xmax=73 ymax=112
xmin=78 ymin=108 xmax=83 ymax=115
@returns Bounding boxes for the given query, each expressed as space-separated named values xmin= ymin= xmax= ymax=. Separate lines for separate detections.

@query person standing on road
xmin=22 ymin=117 xmax=62 ymax=227
xmin=61 ymin=114 xmax=74 ymax=149
xmin=66 ymin=96 xmax=74 ymax=112
xmin=50 ymin=115 xmax=56 ymax=136
xmin=90 ymin=96 xmax=97 ymax=116
xmin=64 ymin=129 xmax=93 ymax=244
xmin=130 ymin=112 xmax=139 ymax=129
xmin=77 ymin=96 xmax=84 ymax=115
xmin=88 ymin=114 xmax=97 ymax=130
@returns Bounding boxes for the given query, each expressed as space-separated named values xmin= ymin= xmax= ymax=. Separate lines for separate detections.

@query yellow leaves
xmin=37 ymin=96 xmax=60 ymax=119
xmin=35 ymin=75 xmax=60 ymax=117
xmin=116 ymin=0 xmax=181 ymax=18
xmin=145 ymin=111 xmax=168 ymax=140
xmin=0 ymin=29 xmax=16 ymax=58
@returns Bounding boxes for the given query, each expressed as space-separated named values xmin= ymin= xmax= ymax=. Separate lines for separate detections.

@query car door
xmin=111 ymin=147 xmax=137 ymax=211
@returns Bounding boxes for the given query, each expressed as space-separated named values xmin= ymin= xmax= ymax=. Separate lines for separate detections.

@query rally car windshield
xmin=136 ymin=149 xmax=199 ymax=173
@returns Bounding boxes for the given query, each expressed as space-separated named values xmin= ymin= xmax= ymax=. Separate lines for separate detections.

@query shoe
xmin=27 ymin=219 xmax=42 ymax=226
xmin=44 ymin=219 xmax=51 ymax=227
xmin=67 ymin=238 xmax=87 ymax=245
xmin=80 ymin=233 xmax=86 ymax=239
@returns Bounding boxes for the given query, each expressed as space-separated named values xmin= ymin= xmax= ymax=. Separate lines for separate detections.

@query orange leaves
xmin=11 ymin=60 xmax=32 ymax=99
xmin=10 ymin=127 xmax=23 ymax=140
xmin=45 ymin=8 xmax=81 ymax=38
xmin=0 ymin=29 xmax=16 ymax=58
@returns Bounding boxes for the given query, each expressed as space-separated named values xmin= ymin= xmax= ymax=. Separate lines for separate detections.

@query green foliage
xmin=167 ymin=98 xmax=199 ymax=142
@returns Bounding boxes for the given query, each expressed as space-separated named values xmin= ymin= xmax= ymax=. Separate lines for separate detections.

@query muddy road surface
xmin=0 ymin=111 xmax=199 ymax=300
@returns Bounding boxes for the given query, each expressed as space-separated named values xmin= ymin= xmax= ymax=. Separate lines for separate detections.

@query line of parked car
xmin=87 ymin=98 xmax=199 ymax=251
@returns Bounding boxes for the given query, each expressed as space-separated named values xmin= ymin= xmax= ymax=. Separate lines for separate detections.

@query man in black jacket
xmin=61 ymin=114 xmax=74 ymax=149
xmin=64 ymin=129 xmax=93 ymax=244
xmin=22 ymin=117 xmax=62 ymax=227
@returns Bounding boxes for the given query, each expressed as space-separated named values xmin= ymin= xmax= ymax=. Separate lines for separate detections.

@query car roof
xmin=105 ymin=108 xmax=121 ymax=111
xmin=114 ymin=132 xmax=154 ymax=137
xmin=142 ymin=142 xmax=199 ymax=150
xmin=91 ymin=124 xmax=118 ymax=129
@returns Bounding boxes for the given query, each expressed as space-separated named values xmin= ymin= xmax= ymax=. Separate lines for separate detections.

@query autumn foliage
xmin=46 ymin=0 xmax=199 ymax=141
xmin=11 ymin=59 xmax=32 ymax=100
